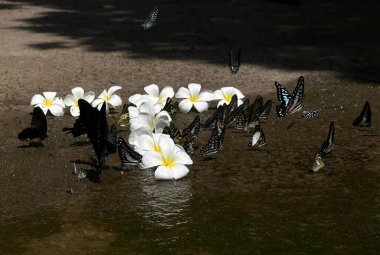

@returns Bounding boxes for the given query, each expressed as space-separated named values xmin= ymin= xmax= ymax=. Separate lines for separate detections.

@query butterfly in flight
xmin=275 ymin=76 xmax=304 ymax=118
xmin=118 ymin=137 xmax=142 ymax=169
xmin=353 ymin=101 xmax=371 ymax=127
xmin=200 ymin=122 xmax=226 ymax=157
xmin=248 ymin=125 xmax=266 ymax=149
xmin=320 ymin=121 xmax=334 ymax=156
xmin=141 ymin=6 xmax=159 ymax=30
xmin=229 ymin=48 xmax=241 ymax=74
xmin=18 ymin=107 xmax=47 ymax=146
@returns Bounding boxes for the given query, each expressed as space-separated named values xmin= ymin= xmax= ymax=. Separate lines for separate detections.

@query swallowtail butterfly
xmin=118 ymin=137 xmax=142 ymax=168
xmin=320 ymin=121 xmax=334 ymax=156
xmin=353 ymin=101 xmax=371 ymax=127
xmin=275 ymin=76 xmax=304 ymax=118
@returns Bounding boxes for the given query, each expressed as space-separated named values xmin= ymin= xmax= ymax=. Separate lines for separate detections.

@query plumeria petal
xmin=159 ymin=86 xmax=175 ymax=101
xmin=213 ymin=89 xmax=225 ymax=100
xmin=156 ymin=110 xmax=172 ymax=123
xmin=173 ymin=147 xmax=193 ymax=165
xmin=129 ymin=94 xmax=143 ymax=105
xmin=233 ymin=88 xmax=245 ymax=99
xmin=31 ymin=94 xmax=46 ymax=106
xmin=53 ymin=98 xmax=65 ymax=108
xmin=171 ymin=164 xmax=190 ymax=180
xmin=142 ymin=151 xmax=163 ymax=169
xmin=193 ymin=101 xmax=208 ymax=113
xmin=135 ymin=134 xmax=155 ymax=152
xmin=155 ymin=165 xmax=175 ymax=180
xmin=129 ymin=127 xmax=153 ymax=145
xmin=178 ymin=99 xmax=193 ymax=113
xmin=64 ymin=94 xmax=76 ymax=106
xmin=175 ymin=87 xmax=191 ymax=99
xmin=72 ymin=87 xmax=84 ymax=99
xmin=159 ymin=136 xmax=175 ymax=159
xmin=108 ymin=94 xmax=122 ymax=108
xmin=70 ymin=105 xmax=80 ymax=117
xmin=92 ymin=98 xmax=104 ymax=109
xmin=38 ymin=105 xmax=49 ymax=115
xmin=49 ymin=104 xmax=64 ymax=116
xmin=83 ymin=91 xmax=95 ymax=103
xmin=144 ymin=84 xmax=160 ymax=97
xmin=188 ymin=83 xmax=201 ymax=97
xmin=155 ymin=118 xmax=170 ymax=133
xmin=108 ymin=86 xmax=122 ymax=96
xmin=42 ymin=92 xmax=57 ymax=101
xmin=198 ymin=90 xmax=214 ymax=101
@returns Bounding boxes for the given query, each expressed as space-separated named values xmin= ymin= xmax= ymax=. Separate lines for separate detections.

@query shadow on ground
xmin=10 ymin=0 xmax=380 ymax=82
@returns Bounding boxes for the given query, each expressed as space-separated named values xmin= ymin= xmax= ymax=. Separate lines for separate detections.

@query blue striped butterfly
xmin=118 ymin=137 xmax=142 ymax=168
xmin=275 ymin=76 xmax=304 ymax=118
xmin=229 ymin=48 xmax=241 ymax=74
xmin=287 ymin=106 xmax=340 ymax=129
xmin=142 ymin=6 xmax=159 ymax=30
xmin=200 ymin=122 xmax=226 ymax=157
xmin=320 ymin=121 xmax=334 ymax=156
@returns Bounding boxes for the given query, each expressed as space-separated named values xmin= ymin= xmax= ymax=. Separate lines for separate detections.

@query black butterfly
xmin=225 ymin=104 xmax=246 ymax=130
xmin=105 ymin=124 xmax=118 ymax=154
xmin=162 ymin=97 xmax=179 ymax=119
xmin=248 ymin=126 xmax=266 ymax=149
xmin=259 ymin=100 xmax=272 ymax=120
xmin=118 ymin=137 xmax=142 ymax=168
xmin=200 ymin=122 xmax=226 ymax=157
xmin=182 ymin=115 xmax=201 ymax=137
xmin=229 ymin=48 xmax=241 ymax=74
xmin=275 ymin=76 xmax=304 ymax=118
xmin=225 ymin=94 xmax=238 ymax=118
xmin=142 ymin=6 xmax=159 ymax=30
xmin=353 ymin=101 xmax=371 ymax=127
xmin=320 ymin=121 xmax=334 ymax=156
xmin=62 ymin=118 xmax=87 ymax=137
xmin=78 ymin=99 xmax=109 ymax=177
xmin=202 ymin=104 xmax=224 ymax=128
xmin=18 ymin=107 xmax=47 ymax=145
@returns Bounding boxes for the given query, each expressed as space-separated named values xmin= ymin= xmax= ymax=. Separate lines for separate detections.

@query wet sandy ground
xmin=0 ymin=0 xmax=379 ymax=254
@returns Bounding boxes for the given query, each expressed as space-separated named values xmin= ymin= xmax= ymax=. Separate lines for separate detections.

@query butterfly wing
xmin=260 ymin=100 xmax=272 ymax=120
xmin=118 ymin=137 xmax=142 ymax=166
xmin=287 ymin=76 xmax=304 ymax=114
xmin=117 ymin=103 xmax=131 ymax=127
xmin=320 ymin=121 xmax=334 ymax=156
xmin=106 ymin=124 xmax=118 ymax=154
xmin=200 ymin=123 xmax=226 ymax=157
xmin=182 ymin=115 xmax=201 ymax=137
xmin=182 ymin=134 xmax=199 ymax=154
xmin=248 ymin=126 xmax=266 ymax=149
xmin=18 ymin=107 xmax=47 ymax=142
xmin=142 ymin=6 xmax=158 ymax=30
xmin=275 ymin=82 xmax=291 ymax=107
xmin=162 ymin=97 xmax=179 ymax=119
xmin=62 ymin=118 xmax=87 ymax=137
xmin=353 ymin=101 xmax=371 ymax=127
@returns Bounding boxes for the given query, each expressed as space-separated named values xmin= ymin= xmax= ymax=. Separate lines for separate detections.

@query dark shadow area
xmin=0 ymin=2 xmax=21 ymax=10
xmin=11 ymin=0 xmax=380 ymax=82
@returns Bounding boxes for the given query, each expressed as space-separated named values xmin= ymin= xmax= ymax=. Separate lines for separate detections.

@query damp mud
xmin=1 ymin=0 xmax=380 ymax=254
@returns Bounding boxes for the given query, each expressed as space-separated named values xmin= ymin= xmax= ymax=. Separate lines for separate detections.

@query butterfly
xmin=225 ymin=94 xmax=238 ymax=118
xmin=202 ymin=104 xmax=224 ymax=128
xmin=229 ymin=48 xmax=241 ymax=74
xmin=311 ymin=153 xmax=325 ymax=172
xmin=141 ymin=6 xmax=159 ymax=30
xmin=353 ymin=101 xmax=371 ymax=127
xmin=78 ymin=99 xmax=110 ymax=178
xmin=105 ymin=124 xmax=118 ymax=154
xmin=259 ymin=99 xmax=272 ymax=120
xmin=182 ymin=115 xmax=201 ymax=137
xmin=287 ymin=106 xmax=339 ymax=129
xmin=320 ymin=121 xmax=334 ymax=156
xmin=162 ymin=97 xmax=179 ymax=119
xmin=18 ymin=107 xmax=47 ymax=145
xmin=248 ymin=126 xmax=266 ymax=149
xmin=118 ymin=137 xmax=142 ymax=168
xmin=182 ymin=133 xmax=200 ymax=154
xmin=225 ymin=104 xmax=247 ymax=130
xmin=200 ymin=122 xmax=226 ymax=157
xmin=163 ymin=122 xmax=183 ymax=143
xmin=275 ymin=76 xmax=305 ymax=118
xmin=116 ymin=103 xmax=131 ymax=127
xmin=62 ymin=118 xmax=87 ymax=137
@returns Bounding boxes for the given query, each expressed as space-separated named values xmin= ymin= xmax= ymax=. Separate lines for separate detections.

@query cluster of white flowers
xmin=127 ymin=83 xmax=244 ymax=181
xmin=29 ymin=83 xmax=245 ymax=181
xmin=30 ymin=86 xmax=123 ymax=116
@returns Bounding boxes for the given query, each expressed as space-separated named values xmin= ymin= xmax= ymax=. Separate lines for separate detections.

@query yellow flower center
xmin=189 ymin=95 xmax=198 ymax=103
xmin=224 ymin=94 xmax=232 ymax=104
xmin=157 ymin=96 xmax=166 ymax=104
xmin=103 ymin=95 xmax=110 ymax=102
xmin=162 ymin=155 xmax=175 ymax=168
xmin=74 ymin=100 xmax=79 ymax=108
xmin=43 ymin=99 xmax=53 ymax=107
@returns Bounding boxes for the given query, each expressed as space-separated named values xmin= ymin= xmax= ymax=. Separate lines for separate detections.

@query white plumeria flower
xmin=92 ymin=85 xmax=122 ymax=113
xmin=64 ymin=87 xmax=95 ymax=117
xmin=175 ymin=83 xmax=214 ymax=113
xmin=129 ymin=102 xmax=171 ymax=132
xmin=213 ymin=87 xmax=245 ymax=107
xmin=141 ymin=135 xmax=193 ymax=180
xmin=134 ymin=133 xmax=170 ymax=155
xmin=144 ymin=84 xmax=174 ymax=112
xmin=128 ymin=93 xmax=156 ymax=109
xmin=30 ymin=92 xmax=65 ymax=116
xmin=128 ymin=126 xmax=153 ymax=146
